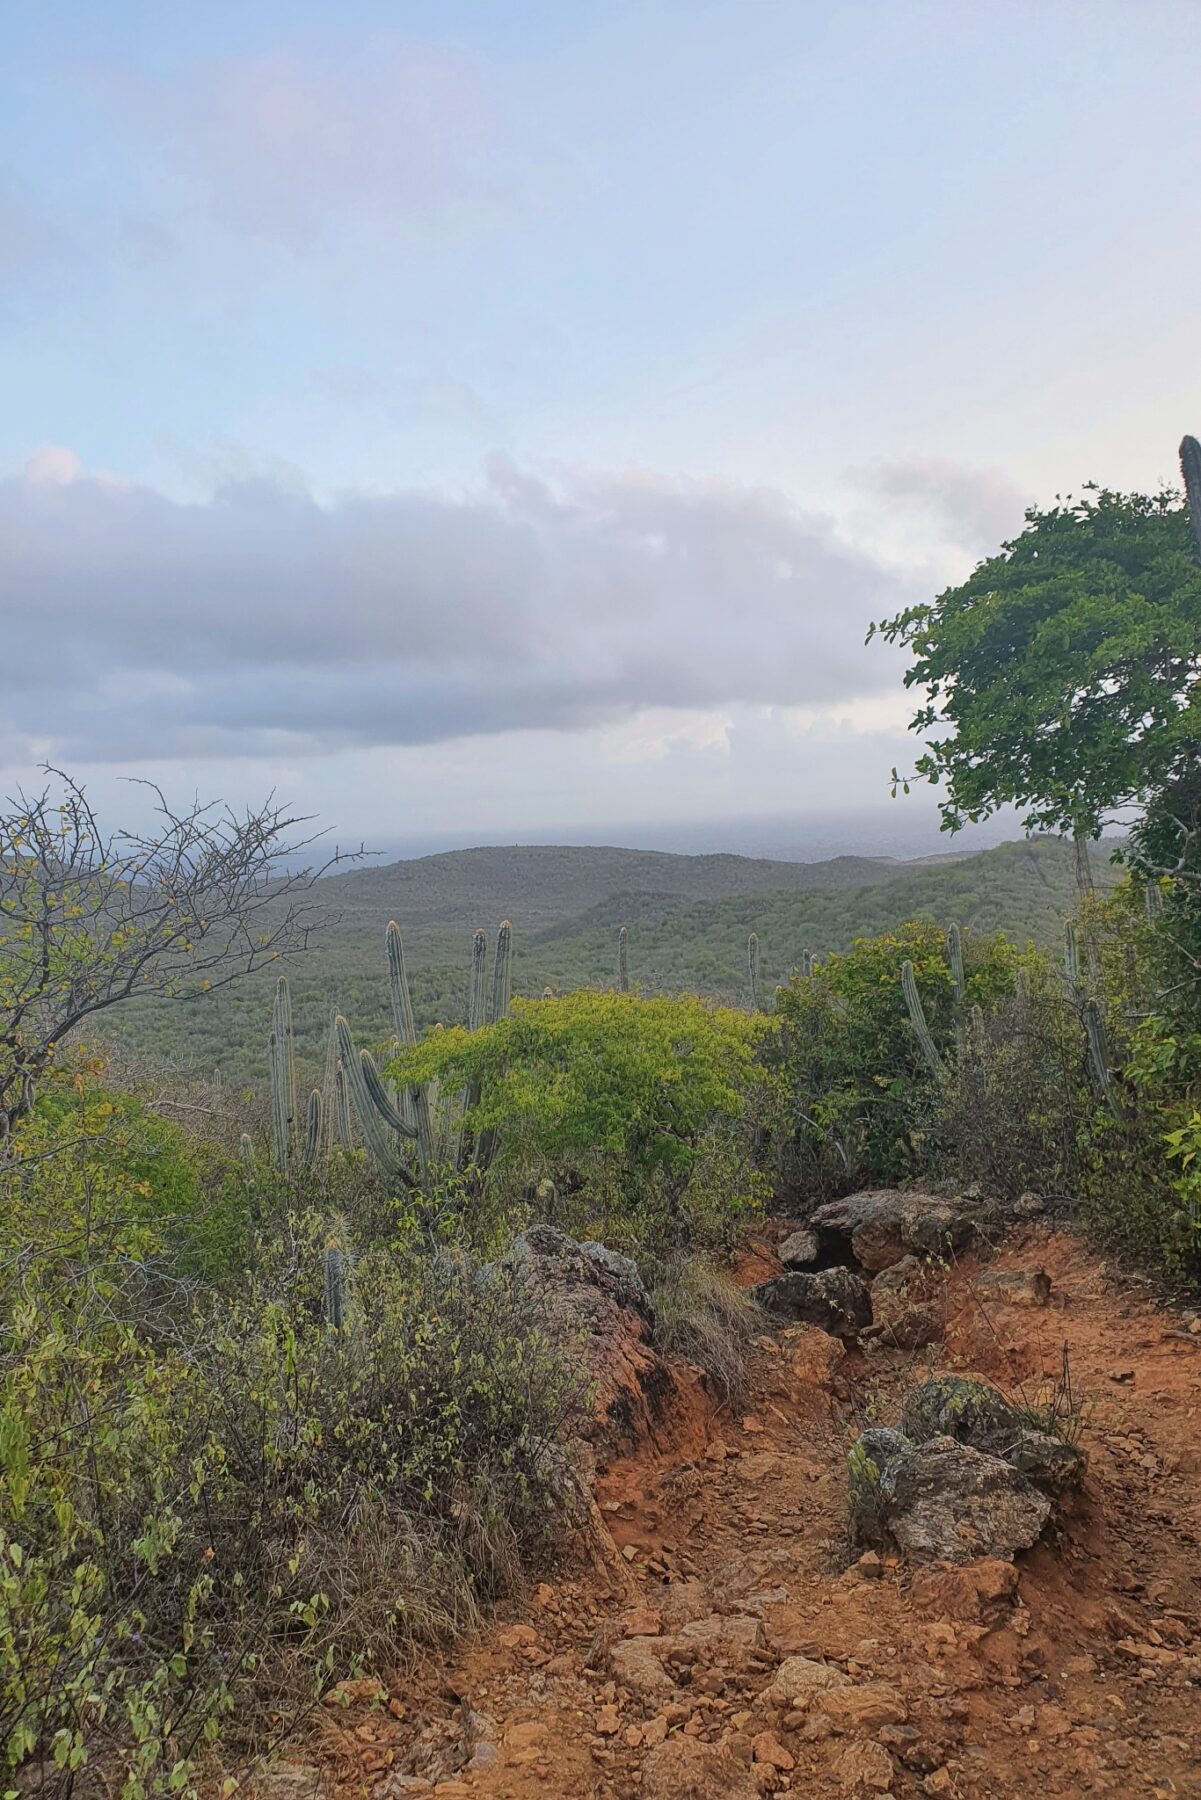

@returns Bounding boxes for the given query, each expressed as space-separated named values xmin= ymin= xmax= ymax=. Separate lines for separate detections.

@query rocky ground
xmin=268 ymin=1217 xmax=1201 ymax=1799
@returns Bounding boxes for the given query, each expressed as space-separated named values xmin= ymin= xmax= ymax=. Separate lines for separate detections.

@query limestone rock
xmin=762 ymin=1654 xmax=851 ymax=1706
xmin=974 ymin=1266 xmax=1052 ymax=1307
xmin=809 ymin=1189 xmax=991 ymax=1271
xmin=836 ymin=1738 xmax=895 ymax=1793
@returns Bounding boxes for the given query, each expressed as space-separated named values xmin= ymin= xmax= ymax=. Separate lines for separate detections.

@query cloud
xmin=124 ymin=40 xmax=519 ymax=252
xmin=1 ymin=450 xmax=915 ymax=766
xmin=845 ymin=456 xmax=1032 ymax=578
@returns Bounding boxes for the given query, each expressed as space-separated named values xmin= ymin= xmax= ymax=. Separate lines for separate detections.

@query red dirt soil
xmin=283 ymin=1229 xmax=1201 ymax=1799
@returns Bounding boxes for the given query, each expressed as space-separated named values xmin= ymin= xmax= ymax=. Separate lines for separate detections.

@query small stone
xmin=974 ymin=1267 xmax=1052 ymax=1307
xmin=778 ymin=1227 xmax=819 ymax=1268
xmin=836 ymin=1738 xmax=894 ymax=1793
xmin=855 ymin=1551 xmax=883 ymax=1579
xmin=762 ymin=1655 xmax=851 ymax=1706
xmin=922 ymin=1772 xmax=956 ymax=1797
xmin=752 ymin=1731 xmax=795 ymax=1771
xmin=498 ymin=1624 xmax=539 ymax=1649
xmin=596 ymin=1704 xmax=621 ymax=1735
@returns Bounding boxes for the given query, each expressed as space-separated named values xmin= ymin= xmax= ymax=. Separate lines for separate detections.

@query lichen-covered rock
xmin=901 ymin=1376 xmax=1085 ymax=1493
xmin=751 ymin=1266 xmax=872 ymax=1336
xmin=505 ymin=1226 xmax=653 ymax=1321
xmin=849 ymin=1429 xmax=1051 ymax=1563
xmin=778 ymin=1226 xmax=819 ymax=1268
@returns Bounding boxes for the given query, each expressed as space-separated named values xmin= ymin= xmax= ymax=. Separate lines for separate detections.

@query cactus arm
xmin=361 ymin=1049 xmax=418 ymax=1136
xmin=617 ymin=925 xmax=630 ymax=993
xmin=901 ymin=959 xmax=944 ymax=1077
xmin=333 ymin=1059 xmax=354 ymax=1147
xmin=747 ymin=932 xmax=762 ymax=1012
xmin=301 ymin=1088 xmax=322 ymax=1166
xmin=386 ymin=920 xmax=419 ymax=1046
xmin=1063 ymin=919 xmax=1081 ymax=992
xmin=335 ymin=1015 xmax=413 ymax=1182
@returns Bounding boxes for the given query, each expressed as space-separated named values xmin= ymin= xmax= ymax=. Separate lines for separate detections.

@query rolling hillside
xmin=101 ymin=835 xmax=1120 ymax=1090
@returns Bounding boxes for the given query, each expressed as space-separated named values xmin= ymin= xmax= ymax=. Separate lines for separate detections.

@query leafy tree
xmin=870 ymin=486 xmax=1201 ymax=838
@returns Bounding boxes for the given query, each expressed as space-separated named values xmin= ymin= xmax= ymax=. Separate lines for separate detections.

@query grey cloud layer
xmin=4 ymin=460 xmax=911 ymax=764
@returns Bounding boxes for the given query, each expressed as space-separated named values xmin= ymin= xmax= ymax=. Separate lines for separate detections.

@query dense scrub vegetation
xmin=4 ymin=441 xmax=1201 ymax=1796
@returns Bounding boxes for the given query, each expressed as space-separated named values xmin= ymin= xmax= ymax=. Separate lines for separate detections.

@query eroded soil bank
xmin=281 ymin=1227 xmax=1201 ymax=1799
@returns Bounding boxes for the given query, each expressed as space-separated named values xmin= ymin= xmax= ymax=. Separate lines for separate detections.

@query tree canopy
xmin=870 ymin=486 xmax=1201 ymax=837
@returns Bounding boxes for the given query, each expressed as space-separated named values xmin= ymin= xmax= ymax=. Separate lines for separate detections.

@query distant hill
xmin=101 ymin=835 xmax=1120 ymax=1090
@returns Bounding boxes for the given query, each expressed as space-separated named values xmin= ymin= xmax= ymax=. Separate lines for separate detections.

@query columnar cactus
xmin=617 ymin=925 xmax=630 ymax=993
xmin=302 ymin=1089 xmax=322 ymax=1167
xmin=1181 ymin=435 xmax=1201 ymax=560
xmin=747 ymin=932 xmax=762 ymax=1012
xmin=490 ymin=920 xmax=513 ymax=1023
xmin=901 ymin=959 xmax=944 ymax=1077
xmin=946 ymin=923 xmax=965 ymax=1005
xmin=268 ymin=975 xmax=297 ymax=1171
xmin=1063 ymin=920 xmax=1081 ymax=993
xmin=1083 ymin=998 xmax=1124 ymax=1122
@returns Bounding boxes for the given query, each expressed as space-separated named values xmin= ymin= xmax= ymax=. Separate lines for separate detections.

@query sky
xmin=2 ymin=0 xmax=1199 ymax=858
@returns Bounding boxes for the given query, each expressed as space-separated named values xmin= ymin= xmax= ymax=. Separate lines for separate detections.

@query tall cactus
xmin=323 ymin=1240 xmax=348 ymax=1331
xmin=1181 ymin=435 xmax=1201 ymax=560
xmin=1063 ymin=920 xmax=1081 ymax=993
xmin=747 ymin=932 xmax=762 ymax=1012
xmin=946 ymin=923 xmax=965 ymax=1005
xmin=267 ymin=975 xmax=297 ymax=1171
xmin=490 ymin=920 xmax=513 ymax=1023
xmin=386 ymin=921 xmax=434 ymax=1168
xmin=617 ymin=925 xmax=630 ymax=993
xmin=1083 ymin=998 xmax=1124 ymax=1122
xmin=467 ymin=928 xmax=488 ymax=1031
xmin=902 ymin=959 xmax=944 ymax=1077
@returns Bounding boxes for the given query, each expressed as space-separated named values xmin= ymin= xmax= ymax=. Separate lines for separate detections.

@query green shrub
xmin=0 ymin=1212 xmax=584 ymax=1798
xmin=767 ymin=919 xmax=1018 ymax=1193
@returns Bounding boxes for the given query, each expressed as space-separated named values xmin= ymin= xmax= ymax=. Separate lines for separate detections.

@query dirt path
xmin=298 ymin=1230 xmax=1201 ymax=1799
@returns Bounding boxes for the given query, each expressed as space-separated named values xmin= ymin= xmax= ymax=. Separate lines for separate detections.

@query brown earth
xmin=279 ymin=1229 xmax=1201 ymax=1799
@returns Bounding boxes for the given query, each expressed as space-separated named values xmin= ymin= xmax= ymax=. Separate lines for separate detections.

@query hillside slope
xmin=102 ymin=835 xmax=1118 ymax=1087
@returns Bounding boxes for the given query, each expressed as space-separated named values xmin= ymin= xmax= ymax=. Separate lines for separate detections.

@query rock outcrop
xmin=901 ymin=1375 xmax=1086 ymax=1493
xmin=500 ymin=1227 xmax=698 ymax=1457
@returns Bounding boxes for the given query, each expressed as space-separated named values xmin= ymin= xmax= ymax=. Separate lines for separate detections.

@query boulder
xmin=641 ymin=1738 xmax=758 ymax=1800
xmin=809 ymin=1189 xmax=992 ymax=1271
xmin=849 ymin=1429 xmax=1051 ymax=1564
xmin=778 ymin=1226 xmax=820 ymax=1268
xmin=751 ymin=1267 xmax=872 ymax=1336
xmin=901 ymin=1376 xmax=1085 ymax=1493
